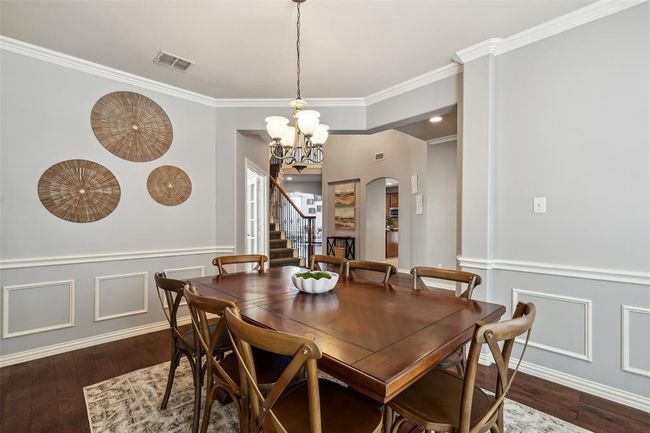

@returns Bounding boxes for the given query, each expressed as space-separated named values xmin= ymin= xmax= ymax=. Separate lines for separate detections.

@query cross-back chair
xmin=154 ymin=272 xmax=228 ymax=433
xmin=213 ymin=254 xmax=268 ymax=276
xmin=309 ymin=254 xmax=347 ymax=275
xmin=388 ymin=302 xmax=536 ymax=433
xmin=411 ymin=267 xmax=483 ymax=375
xmin=346 ymin=260 xmax=397 ymax=284
xmin=224 ymin=307 xmax=383 ymax=433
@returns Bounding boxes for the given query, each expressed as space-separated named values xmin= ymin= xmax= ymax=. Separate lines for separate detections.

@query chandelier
xmin=265 ymin=0 xmax=328 ymax=173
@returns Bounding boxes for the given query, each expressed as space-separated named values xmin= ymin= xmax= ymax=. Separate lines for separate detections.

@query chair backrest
xmin=410 ymin=267 xmax=482 ymax=299
xmin=346 ymin=260 xmax=397 ymax=284
xmin=460 ymin=302 xmax=536 ymax=433
xmin=212 ymin=254 xmax=268 ymax=276
xmin=184 ymin=287 xmax=242 ymax=415
xmin=309 ymin=254 xmax=347 ymax=275
xmin=154 ymin=272 xmax=188 ymax=334
xmin=224 ymin=307 xmax=323 ymax=433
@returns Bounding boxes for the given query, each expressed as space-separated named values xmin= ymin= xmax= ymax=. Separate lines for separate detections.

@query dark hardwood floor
xmin=1 ymin=327 xmax=647 ymax=433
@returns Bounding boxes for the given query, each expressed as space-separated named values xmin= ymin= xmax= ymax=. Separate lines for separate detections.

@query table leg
xmin=383 ymin=405 xmax=393 ymax=433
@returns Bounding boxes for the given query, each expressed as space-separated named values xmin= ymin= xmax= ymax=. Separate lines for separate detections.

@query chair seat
xmin=262 ymin=378 xmax=382 ymax=433
xmin=218 ymin=347 xmax=292 ymax=385
xmin=389 ymin=369 xmax=494 ymax=431
xmin=182 ymin=322 xmax=231 ymax=354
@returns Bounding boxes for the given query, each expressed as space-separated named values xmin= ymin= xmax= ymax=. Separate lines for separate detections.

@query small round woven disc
xmin=91 ymin=91 xmax=173 ymax=162
xmin=147 ymin=166 xmax=192 ymax=206
xmin=38 ymin=160 xmax=121 ymax=223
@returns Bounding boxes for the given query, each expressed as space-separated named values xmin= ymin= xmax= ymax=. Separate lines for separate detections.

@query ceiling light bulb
xmin=429 ymin=116 xmax=443 ymax=123
xmin=280 ymin=126 xmax=296 ymax=147
xmin=265 ymin=116 xmax=289 ymax=140
xmin=296 ymin=110 xmax=321 ymax=136
xmin=286 ymin=177 xmax=293 ymax=181
xmin=311 ymin=124 xmax=329 ymax=145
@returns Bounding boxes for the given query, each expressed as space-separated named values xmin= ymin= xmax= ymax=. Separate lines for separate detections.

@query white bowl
xmin=291 ymin=271 xmax=339 ymax=294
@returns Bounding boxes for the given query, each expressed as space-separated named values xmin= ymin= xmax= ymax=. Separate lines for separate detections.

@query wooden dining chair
xmin=411 ymin=266 xmax=483 ymax=375
xmin=224 ymin=307 xmax=383 ymax=433
xmin=185 ymin=286 xmax=292 ymax=433
xmin=346 ymin=260 xmax=397 ymax=284
xmin=387 ymin=302 xmax=536 ymax=433
xmin=154 ymin=273 xmax=230 ymax=433
xmin=212 ymin=254 xmax=268 ymax=276
xmin=309 ymin=254 xmax=347 ymax=274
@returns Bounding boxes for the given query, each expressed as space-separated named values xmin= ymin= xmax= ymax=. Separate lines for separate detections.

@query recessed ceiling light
xmin=286 ymin=176 xmax=293 ymax=181
xmin=429 ymin=116 xmax=443 ymax=123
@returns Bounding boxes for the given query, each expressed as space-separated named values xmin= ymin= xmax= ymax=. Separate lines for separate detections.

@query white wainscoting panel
xmin=512 ymin=288 xmax=592 ymax=362
xmin=622 ymin=305 xmax=650 ymax=378
xmin=2 ymin=280 xmax=75 ymax=338
xmin=158 ymin=266 xmax=206 ymax=309
xmin=95 ymin=272 xmax=148 ymax=322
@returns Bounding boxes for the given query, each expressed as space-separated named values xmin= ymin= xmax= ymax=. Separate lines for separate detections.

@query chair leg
xmin=189 ymin=355 xmax=203 ymax=433
xmin=455 ymin=361 xmax=465 ymax=377
xmin=160 ymin=348 xmax=181 ymax=410
xmin=382 ymin=405 xmax=393 ymax=433
xmin=200 ymin=378 xmax=215 ymax=433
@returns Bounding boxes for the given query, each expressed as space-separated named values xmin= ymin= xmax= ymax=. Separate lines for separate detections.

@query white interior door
xmin=245 ymin=161 xmax=268 ymax=269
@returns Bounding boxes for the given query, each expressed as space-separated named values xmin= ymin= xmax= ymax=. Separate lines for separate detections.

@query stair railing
xmin=269 ymin=176 xmax=315 ymax=267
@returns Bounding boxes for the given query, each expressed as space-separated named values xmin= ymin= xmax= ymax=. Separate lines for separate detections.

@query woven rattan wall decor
xmin=91 ymin=91 xmax=173 ymax=162
xmin=38 ymin=159 xmax=121 ymax=223
xmin=147 ymin=165 xmax=192 ymax=206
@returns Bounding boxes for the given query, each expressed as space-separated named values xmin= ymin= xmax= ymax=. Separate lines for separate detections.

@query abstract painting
xmin=334 ymin=183 xmax=355 ymax=206
xmin=335 ymin=206 xmax=355 ymax=230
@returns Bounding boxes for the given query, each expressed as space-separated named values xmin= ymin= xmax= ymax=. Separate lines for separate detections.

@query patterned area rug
xmin=84 ymin=360 xmax=591 ymax=433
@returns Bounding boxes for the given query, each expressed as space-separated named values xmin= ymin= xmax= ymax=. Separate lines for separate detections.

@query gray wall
xmin=426 ymin=140 xmax=457 ymax=269
xmin=460 ymin=3 xmax=650 ymax=399
xmin=322 ymin=130 xmax=427 ymax=268
xmin=283 ymin=181 xmax=322 ymax=196
xmin=365 ymin=178 xmax=388 ymax=262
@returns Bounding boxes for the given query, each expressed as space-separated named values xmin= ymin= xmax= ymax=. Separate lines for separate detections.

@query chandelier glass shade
xmin=266 ymin=0 xmax=327 ymax=171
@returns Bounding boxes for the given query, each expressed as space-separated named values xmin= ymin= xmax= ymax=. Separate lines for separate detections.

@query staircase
xmin=269 ymin=222 xmax=301 ymax=268
xmin=269 ymin=176 xmax=315 ymax=268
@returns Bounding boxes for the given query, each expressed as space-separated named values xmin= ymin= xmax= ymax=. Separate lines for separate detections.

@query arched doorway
xmin=364 ymin=177 xmax=399 ymax=267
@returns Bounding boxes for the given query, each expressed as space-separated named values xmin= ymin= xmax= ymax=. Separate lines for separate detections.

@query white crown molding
xmin=478 ymin=352 xmax=650 ymax=412
xmin=427 ymin=134 xmax=458 ymax=146
xmin=621 ymin=305 xmax=650 ymax=378
xmin=2 ymin=280 xmax=75 ymax=339
xmin=94 ymin=272 xmax=149 ymax=322
xmin=0 ymin=246 xmax=234 ymax=270
xmin=457 ymin=256 xmax=650 ymax=285
xmin=211 ymin=97 xmax=367 ymax=108
xmin=0 ymin=315 xmax=192 ymax=368
xmin=453 ymin=0 xmax=646 ymax=64
xmin=512 ymin=288 xmax=592 ymax=362
xmin=365 ymin=63 xmax=462 ymax=106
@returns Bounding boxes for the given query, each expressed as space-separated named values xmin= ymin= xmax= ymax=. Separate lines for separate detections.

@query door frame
xmin=244 ymin=158 xmax=269 ymax=268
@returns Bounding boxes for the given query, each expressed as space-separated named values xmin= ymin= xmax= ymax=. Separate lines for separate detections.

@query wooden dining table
xmin=192 ymin=266 xmax=506 ymax=408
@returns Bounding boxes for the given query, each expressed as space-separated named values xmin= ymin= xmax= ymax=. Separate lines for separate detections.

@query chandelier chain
xmin=296 ymin=2 xmax=301 ymax=100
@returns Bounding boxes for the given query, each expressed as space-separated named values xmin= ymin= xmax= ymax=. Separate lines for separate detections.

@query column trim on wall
xmin=0 ymin=246 xmax=234 ymax=270
xmin=2 ymin=279 xmax=75 ymax=339
xmin=512 ymin=288 xmax=593 ymax=362
xmin=457 ymin=256 xmax=650 ymax=285
xmin=621 ymin=305 xmax=650 ymax=378
xmin=479 ymin=352 xmax=650 ymax=413
xmin=94 ymin=272 xmax=149 ymax=322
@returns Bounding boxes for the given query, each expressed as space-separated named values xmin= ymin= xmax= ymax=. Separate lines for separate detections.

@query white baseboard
xmin=479 ymin=353 xmax=650 ymax=413
xmin=0 ymin=316 xmax=192 ymax=368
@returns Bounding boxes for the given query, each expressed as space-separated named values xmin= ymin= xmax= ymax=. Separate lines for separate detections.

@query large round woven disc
xmin=91 ymin=91 xmax=173 ymax=162
xmin=147 ymin=166 xmax=191 ymax=206
xmin=38 ymin=160 xmax=121 ymax=223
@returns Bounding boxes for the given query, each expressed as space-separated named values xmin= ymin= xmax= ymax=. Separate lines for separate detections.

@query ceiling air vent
xmin=153 ymin=51 xmax=194 ymax=72
xmin=374 ymin=152 xmax=385 ymax=161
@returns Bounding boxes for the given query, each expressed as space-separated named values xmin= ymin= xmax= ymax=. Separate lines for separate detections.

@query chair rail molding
xmin=457 ymin=256 xmax=650 ymax=285
xmin=94 ymin=272 xmax=149 ymax=322
xmin=479 ymin=352 xmax=650 ymax=413
xmin=0 ymin=245 xmax=235 ymax=270
xmin=2 ymin=279 xmax=75 ymax=339
xmin=621 ymin=305 xmax=650 ymax=378
xmin=512 ymin=288 xmax=593 ymax=362
xmin=452 ymin=0 xmax=647 ymax=63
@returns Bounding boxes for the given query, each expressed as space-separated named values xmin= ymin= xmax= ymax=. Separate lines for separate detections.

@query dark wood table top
xmin=192 ymin=266 xmax=506 ymax=403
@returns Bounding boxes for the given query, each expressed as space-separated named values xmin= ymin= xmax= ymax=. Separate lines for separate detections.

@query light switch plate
xmin=533 ymin=197 xmax=547 ymax=214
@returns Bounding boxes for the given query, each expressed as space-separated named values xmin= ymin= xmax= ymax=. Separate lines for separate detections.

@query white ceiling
xmin=0 ymin=0 xmax=594 ymax=98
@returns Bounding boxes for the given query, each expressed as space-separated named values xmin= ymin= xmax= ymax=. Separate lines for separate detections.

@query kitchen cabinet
xmin=385 ymin=192 xmax=399 ymax=217
xmin=386 ymin=230 xmax=398 ymax=258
